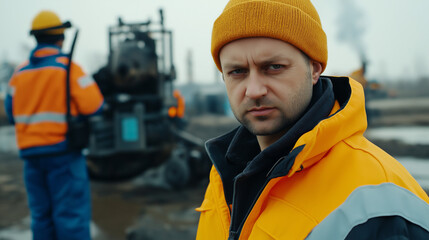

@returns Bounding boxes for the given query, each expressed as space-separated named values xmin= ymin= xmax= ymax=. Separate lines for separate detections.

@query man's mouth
xmin=247 ymin=107 xmax=275 ymax=117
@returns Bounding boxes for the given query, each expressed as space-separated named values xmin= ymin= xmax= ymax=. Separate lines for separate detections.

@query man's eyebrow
xmin=257 ymin=54 xmax=290 ymax=64
xmin=221 ymin=62 xmax=246 ymax=70
xmin=221 ymin=54 xmax=291 ymax=69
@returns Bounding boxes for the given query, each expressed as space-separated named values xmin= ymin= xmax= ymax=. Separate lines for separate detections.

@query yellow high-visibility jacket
xmin=196 ymin=77 xmax=429 ymax=240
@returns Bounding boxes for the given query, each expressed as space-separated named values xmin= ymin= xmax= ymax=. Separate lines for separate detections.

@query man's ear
xmin=311 ymin=61 xmax=323 ymax=85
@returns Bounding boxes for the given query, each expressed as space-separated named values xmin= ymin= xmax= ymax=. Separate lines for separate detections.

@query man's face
xmin=219 ymin=38 xmax=320 ymax=138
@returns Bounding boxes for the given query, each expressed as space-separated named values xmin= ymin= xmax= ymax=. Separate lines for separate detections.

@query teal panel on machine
xmin=122 ymin=117 xmax=139 ymax=142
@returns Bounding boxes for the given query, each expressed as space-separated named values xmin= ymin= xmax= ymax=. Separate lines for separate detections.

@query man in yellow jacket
xmin=196 ymin=0 xmax=429 ymax=239
xmin=5 ymin=10 xmax=104 ymax=240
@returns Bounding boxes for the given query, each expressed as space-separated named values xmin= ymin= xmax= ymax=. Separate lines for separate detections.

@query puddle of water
xmin=397 ymin=157 xmax=429 ymax=179
xmin=366 ymin=126 xmax=429 ymax=145
xmin=0 ymin=228 xmax=32 ymax=240
xmin=0 ymin=216 xmax=31 ymax=240
xmin=0 ymin=126 xmax=18 ymax=153
xmin=396 ymin=156 xmax=429 ymax=191
xmin=0 ymin=218 xmax=101 ymax=240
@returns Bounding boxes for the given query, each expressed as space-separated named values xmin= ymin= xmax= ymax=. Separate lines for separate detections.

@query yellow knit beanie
xmin=211 ymin=0 xmax=328 ymax=72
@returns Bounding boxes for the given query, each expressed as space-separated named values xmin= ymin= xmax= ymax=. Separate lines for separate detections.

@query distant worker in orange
xmin=349 ymin=60 xmax=367 ymax=88
xmin=349 ymin=60 xmax=383 ymax=95
xmin=4 ymin=10 xmax=104 ymax=240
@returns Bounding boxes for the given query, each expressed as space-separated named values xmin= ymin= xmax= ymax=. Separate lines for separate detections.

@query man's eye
xmin=268 ymin=64 xmax=283 ymax=70
xmin=230 ymin=69 xmax=247 ymax=75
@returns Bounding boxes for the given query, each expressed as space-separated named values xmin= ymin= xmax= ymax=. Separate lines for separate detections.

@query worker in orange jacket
xmin=4 ymin=10 xmax=104 ymax=240
xmin=196 ymin=0 xmax=429 ymax=239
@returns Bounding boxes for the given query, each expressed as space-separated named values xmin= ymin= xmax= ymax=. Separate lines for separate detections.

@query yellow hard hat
xmin=30 ymin=10 xmax=71 ymax=35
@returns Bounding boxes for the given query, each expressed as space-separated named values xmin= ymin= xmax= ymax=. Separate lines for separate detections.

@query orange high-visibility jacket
xmin=196 ymin=77 xmax=429 ymax=240
xmin=5 ymin=44 xmax=104 ymax=157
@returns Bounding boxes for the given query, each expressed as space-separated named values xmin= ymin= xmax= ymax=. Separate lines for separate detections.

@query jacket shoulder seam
xmin=342 ymin=138 xmax=389 ymax=181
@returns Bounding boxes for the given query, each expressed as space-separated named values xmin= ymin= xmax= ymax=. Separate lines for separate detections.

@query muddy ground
xmin=0 ymin=115 xmax=238 ymax=240
xmin=0 ymin=152 xmax=28 ymax=229
xmin=0 ymin=150 xmax=209 ymax=240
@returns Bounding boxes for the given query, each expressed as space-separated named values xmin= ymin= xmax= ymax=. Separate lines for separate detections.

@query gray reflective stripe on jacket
xmin=6 ymin=85 xmax=15 ymax=96
xmin=78 ymin=75 xmax=95 ymax=88
xmin=306 ymin=183 xmax=429 ymax=239
xmin=14 ymin=112 xmax=66 ymax=124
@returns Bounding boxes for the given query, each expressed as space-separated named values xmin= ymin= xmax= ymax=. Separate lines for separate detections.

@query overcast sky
xmin=1 ymin=0 xmax=428 ymax=84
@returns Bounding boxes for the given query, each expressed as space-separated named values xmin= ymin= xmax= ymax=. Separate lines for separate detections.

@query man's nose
xmin=245 ymin=71 xmax=267 ymax=99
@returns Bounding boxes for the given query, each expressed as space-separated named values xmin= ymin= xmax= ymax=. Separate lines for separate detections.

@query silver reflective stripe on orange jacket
xmin=14 ymin=112 xmax=66 ymax=124
xmin=306 ymin=183 xmax=429 ymax=239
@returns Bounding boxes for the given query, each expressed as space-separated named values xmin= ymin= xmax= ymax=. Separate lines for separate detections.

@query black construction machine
xmin=87 ymin=10 xmax=209 ymax=188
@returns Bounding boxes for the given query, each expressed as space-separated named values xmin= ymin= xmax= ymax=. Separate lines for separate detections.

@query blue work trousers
xmin=23 ymin=152 xmax=91 ymax=240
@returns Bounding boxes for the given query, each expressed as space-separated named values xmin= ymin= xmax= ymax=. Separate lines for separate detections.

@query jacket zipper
xmin=228 ymin=155 xmax=293 ymax=239
xmin=228 ymin=231 xmax=238 ymax=240
xmin=266 ymin=156 xmax=286 ymax=177
xmin=228 ymin=175 xmax=241 ymax=238
xmin=228 ymin=177 xmax=271 ymax=240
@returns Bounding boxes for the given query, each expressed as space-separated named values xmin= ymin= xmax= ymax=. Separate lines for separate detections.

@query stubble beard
xmin=234 ymin=99 xmax=296 ymax=136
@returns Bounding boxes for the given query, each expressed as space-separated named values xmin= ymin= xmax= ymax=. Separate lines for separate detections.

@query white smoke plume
xmin=337 ymin=0 xmax=367 ymax=62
